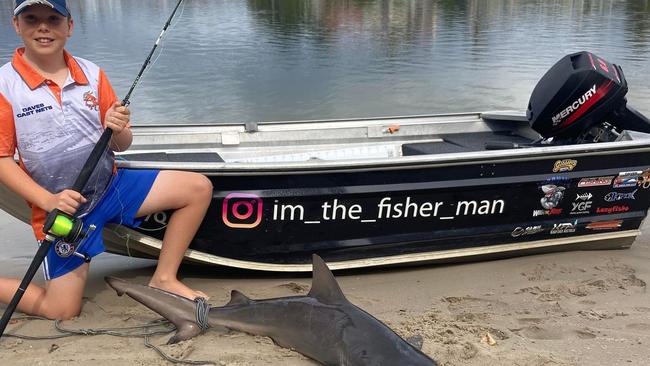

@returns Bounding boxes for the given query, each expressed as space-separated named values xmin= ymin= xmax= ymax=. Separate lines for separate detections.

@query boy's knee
xmin=42 ymin=302 xmax=81 ymax=320
xmin=195 ymin=174 xmax=213 ymax=198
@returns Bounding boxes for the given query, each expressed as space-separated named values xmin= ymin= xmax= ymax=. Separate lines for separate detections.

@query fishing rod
xmin=0 ymin=0 xmax=186 ymax=339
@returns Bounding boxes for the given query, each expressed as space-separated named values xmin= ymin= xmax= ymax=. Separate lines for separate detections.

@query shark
xmin=106 ymin=254 xmax=437 ymax=366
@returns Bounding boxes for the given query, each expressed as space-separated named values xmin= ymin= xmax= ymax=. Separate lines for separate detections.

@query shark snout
xmin=105 ymin=276 xmax=129 ymax=296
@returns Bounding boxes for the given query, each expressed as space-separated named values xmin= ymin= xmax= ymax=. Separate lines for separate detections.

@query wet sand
xmin=1 ymin=208 xmax=649 ymax=365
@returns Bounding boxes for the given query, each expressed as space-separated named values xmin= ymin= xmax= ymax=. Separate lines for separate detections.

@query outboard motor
xmin=527 ymin=51 xmax=650 ymax=144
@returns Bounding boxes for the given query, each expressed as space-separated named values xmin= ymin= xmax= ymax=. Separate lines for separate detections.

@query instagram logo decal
xmin=222 ymin=193 xmax=263 ymax=228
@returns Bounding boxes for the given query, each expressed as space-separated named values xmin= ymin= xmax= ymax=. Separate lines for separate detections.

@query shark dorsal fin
xmin=226 ymin=290 xmax=252 ymax=306
xmin=307 ymin=254 xmax=348 ymax=305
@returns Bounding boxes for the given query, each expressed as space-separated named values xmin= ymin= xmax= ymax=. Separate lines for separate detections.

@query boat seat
xmin=119 ymin=152 xmax=224 ymax=162
xmin=402 ymin=132 xmax=533 ymax=156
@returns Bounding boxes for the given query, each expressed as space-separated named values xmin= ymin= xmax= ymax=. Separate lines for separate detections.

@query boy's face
xmin=12 ymin=5 xmax=73 ymax=58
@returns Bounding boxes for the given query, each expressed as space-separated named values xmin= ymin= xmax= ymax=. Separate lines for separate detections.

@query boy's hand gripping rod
xmin=0 ymin=0 xmax=185 ymax=339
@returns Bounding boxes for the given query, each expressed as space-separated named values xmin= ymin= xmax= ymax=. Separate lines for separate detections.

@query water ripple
xmin=1 ymin=0 xmax=649 ymax=122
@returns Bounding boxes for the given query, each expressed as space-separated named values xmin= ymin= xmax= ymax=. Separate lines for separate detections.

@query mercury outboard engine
xmin=527 ymin=51 xmax=650 ymax=144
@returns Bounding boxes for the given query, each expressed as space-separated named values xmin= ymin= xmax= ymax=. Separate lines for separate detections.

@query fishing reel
xmin=43 ymin=209 xmax=93 ymax=262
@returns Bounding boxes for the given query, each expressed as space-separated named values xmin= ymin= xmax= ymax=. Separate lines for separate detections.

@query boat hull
xmin=128 ymin=147 xmax=649 ymax=270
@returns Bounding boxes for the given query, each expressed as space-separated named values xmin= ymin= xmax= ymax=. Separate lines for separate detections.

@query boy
xmin=0 ymin=0 xmax=212 ymax=320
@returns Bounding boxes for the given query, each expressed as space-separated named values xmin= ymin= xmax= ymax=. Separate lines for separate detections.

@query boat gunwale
xmin=128 ymin=110 xmax=492 ymax=130
xmin=116 ymin=139 xmax=650 ymax=175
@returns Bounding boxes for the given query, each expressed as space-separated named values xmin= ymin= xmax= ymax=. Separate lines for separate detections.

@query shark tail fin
xmin=226 ymin=290 xmax=252 ymax=306
xmin=307 ymin=254 xmax=348 ymax=305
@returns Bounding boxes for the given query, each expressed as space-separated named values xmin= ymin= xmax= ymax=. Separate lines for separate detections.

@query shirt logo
xmin=15 ymin=103 xmax=53 ymax=118
xmin=54 ymin=241 xmax=75 ymax=257
xmin=83 ymin=91 xmax=99 ymax=111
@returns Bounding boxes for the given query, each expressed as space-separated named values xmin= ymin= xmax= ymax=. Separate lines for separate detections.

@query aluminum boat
xmin=2 ymin=51 xmax=649 ymax=271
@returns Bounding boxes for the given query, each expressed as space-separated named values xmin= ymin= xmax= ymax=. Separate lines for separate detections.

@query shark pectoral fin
xmin=307 ymin=254 xmax=348 ymax=305
xmin=226 ymin=290 xmax=252 ymax=306
xmin=167 ymin=322 xmax=204 ymax=344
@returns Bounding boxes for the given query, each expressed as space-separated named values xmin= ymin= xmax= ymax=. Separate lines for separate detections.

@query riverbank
xmin=1 ymin=209 xmax=649 ymax=365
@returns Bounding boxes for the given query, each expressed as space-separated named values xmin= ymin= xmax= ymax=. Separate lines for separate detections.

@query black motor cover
xmin=527 ymin=51 xmax=628 ymax=139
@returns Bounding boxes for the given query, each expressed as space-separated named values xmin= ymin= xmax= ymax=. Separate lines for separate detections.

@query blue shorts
xmin=43 ymin=169 xmax=159 ymax=280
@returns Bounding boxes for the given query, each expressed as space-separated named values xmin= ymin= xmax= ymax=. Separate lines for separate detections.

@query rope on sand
xmin=3 ymin=315 xmax=216 ymax=365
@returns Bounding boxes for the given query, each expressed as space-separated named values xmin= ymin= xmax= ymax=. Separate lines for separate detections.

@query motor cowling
xmin=527 ymin=51 xmax=629 ymax=140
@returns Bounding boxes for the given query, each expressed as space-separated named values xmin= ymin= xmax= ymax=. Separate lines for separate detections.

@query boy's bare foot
xmin=149 ymin=277 xmax=209 ymax=300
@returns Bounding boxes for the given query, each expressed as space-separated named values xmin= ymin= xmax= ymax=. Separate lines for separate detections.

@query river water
xmin=1 ymin=0 xmax=649 ymax=123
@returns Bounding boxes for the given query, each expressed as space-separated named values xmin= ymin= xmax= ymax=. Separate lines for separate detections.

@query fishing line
xmin=144 ymin=334 xmax=216 ymax=365
xmin=121 ymin=0 xmax=186 ymax=107
xmin=115 ymin=185 xmax=125 ymax=227
xmin=120 ymin=37 xmax=163 ymax=105
xmin=124 ymin=233 xmax=133 ymax=257
xmin=101 ymin=181 xmax=127 ymax=257
xmin=120 ymin=0 xmax=187 ymax=106
xmin=144 ymin=0 xmax=187 ymax=76
xmin=4 ymin=316 xmax=215 ymax=365
xmin=106 ymin=181 xmax=131 ymax=258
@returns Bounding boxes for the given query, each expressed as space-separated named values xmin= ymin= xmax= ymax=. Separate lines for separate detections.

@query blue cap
xmin=14 ymin=0 xmax=70 ymax=17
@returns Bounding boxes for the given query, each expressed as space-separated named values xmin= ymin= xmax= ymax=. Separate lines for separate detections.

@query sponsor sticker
xmin=538 ymin=176 xmax=569 ymax=211
xmin=553 ymin=159 xmax=577 ymax=173
xmin=604 ymin=190 xmax=637 ymax=202
xmin=570 ymin=200 xmax=592 ymax=215
xmin=613 ymin=171 xmax=641 ymax=188
xmin=533 ymin=208 xmax=563 ymax=217
xmin=550 ymin=220 xmax=578 ymax=235
xmin=595 ymin=205 xmax=630 ymax=214
xmin=511 ymin=225 xmax=545 ymax=237
xmin=638 ymin=170 xmax=650 ymax=189
xmin=586 ymin=220 xmax=623 ymax=230
xmin=578 ymin=176 xmax=614 ymax=188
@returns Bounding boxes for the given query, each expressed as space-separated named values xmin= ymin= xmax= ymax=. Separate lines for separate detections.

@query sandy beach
xmin=1 ymin=208 xmax=649 ymax=365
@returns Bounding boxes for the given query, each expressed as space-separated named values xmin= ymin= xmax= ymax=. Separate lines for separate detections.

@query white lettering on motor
xmin=551 ymin=84 xmax=597 ymax=125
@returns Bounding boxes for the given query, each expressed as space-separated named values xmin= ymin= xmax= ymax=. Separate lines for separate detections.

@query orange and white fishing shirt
xmin=0 ymin=48 xmax=117 ymax=239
